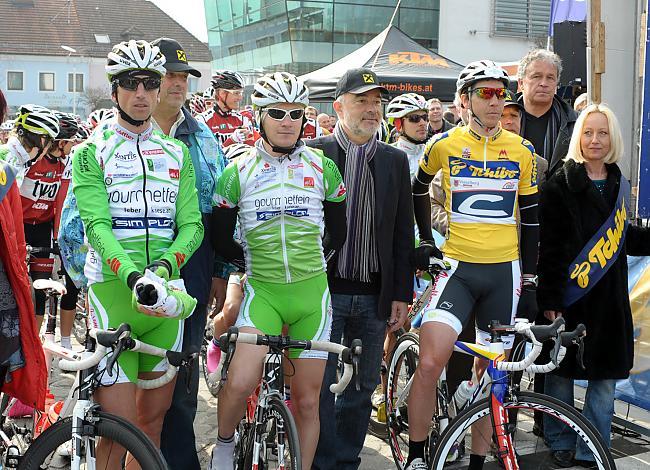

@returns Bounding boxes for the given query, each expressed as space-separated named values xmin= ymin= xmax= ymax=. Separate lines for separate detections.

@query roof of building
xmin=0 ymin=0 xmax=211 ymax=62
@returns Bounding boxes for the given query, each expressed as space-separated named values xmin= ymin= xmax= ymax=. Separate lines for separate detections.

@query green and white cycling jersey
xmin=72 ymin=123 xmax=203 ymax=287
xmin=215 ymin=140 xmax=346 ymax=284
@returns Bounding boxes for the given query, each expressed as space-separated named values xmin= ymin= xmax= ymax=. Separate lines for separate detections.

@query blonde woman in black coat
xmin=537 ymin=103 xmax=650 ymax=468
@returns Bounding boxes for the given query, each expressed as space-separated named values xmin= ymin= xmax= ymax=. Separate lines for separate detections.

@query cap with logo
xmin=335 ymin=68 xmax=388 ymax=99
xmin=151 ymin=37 xmax=201 ymax=77
xmin=504 ymin=89 xmax=523 ymax=110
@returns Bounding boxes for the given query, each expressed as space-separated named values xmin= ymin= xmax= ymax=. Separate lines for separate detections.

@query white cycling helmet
xmin=15 ymin=104 xmax=60 ymax=138
xmin=87 ymin=108 xmax=116 ymax=129
xmin=106 ymin=40 xmax=167 ymax=81
xmin=456 ymin=60 xmax=509 ymax=94
xmin=224 ymin=143 xmax=252 ymax=162
xmin=252 ymin=72 xmax=309 ymax=108
xmin=386 ymin=93 xmax=428 ymax=119
xmin=203 ymin=86 xmax=215 ymax=99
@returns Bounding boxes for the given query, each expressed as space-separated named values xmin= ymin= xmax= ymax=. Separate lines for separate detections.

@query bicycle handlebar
xmin=58 ymin=324 xmax=195 ymax=389
xmin=219 ymin=328 xmax=363 ymax=394
xmin=495 ymin=318 xmax=565 ymax=372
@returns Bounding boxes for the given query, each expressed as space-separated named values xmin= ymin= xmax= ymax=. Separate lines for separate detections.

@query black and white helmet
xmin=87 ymin=108 xmax=116 ymax=129
xmin=224 ymin=143 xmax=252 ymax=162
xmin=211 ymin=70 xmax=244 ymax=90
xmin=252 ymin=72 xmax=309 ymax=109
xmin=189 ymin=94 xmax=207 ymax=116
xmin=54 ymin=111 xmax=80 ymax=140
xmin=456 ymin=60 xmax=509 ymax=94
xmin=386 ymin=93 xmax=428 ymax=119
xmin=15 ymin=104 xmax=59 ymax=138
xmin=106 ymin=40 xmax=167 ymax=81
xmin=203 ymin=86 xmax=215 ymax=99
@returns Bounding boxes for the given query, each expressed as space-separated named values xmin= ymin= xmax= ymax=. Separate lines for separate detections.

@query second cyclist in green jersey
xmin=209 ymin=72 xmax=346 ymax=470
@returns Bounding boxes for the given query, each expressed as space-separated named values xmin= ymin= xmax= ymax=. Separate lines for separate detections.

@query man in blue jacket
xmin=151 ymin=37 xmax=229 ymax=470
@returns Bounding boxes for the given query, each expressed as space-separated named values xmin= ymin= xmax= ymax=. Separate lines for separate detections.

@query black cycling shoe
xmin=551 ymin=450 xmax=575 ymax=468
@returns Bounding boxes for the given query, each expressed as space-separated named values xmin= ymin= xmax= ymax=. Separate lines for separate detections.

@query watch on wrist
xmin=522 ymin=274 xmax=538 ymax=288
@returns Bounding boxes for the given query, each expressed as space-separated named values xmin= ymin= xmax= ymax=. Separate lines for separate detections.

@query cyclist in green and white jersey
xmin=208 ymin=72 xmax=347 ymax=470
xmin=72 ymin=39 xmax=203 ymax=465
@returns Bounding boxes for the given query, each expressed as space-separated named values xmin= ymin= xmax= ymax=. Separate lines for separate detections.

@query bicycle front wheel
xmin=429 ymin=391 xmax=616 ymax=469
xmin=386 ymin=332 xmax=421 ymax=469
xmin=245 ymin=396 xmax=301 ymax=470
xmin=19 ymin=412 xmax=167 ymax=469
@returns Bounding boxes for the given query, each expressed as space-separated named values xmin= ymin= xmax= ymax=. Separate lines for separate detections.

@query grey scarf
xmin=334 ymin=123 xmax=379 ymax=282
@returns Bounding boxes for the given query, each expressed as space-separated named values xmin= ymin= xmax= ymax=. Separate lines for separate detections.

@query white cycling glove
xmin=132 ymin=270 xmax=197 ymax=319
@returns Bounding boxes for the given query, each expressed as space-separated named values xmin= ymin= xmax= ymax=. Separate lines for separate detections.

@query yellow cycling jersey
xmin=419 ymin=125 xmax=538 ymax=263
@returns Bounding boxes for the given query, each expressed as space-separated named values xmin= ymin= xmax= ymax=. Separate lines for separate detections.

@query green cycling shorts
xmin=87 ymin=279 xmax=183 ymax=384
xmin=236 ymin=273 xmax=332 ymax=360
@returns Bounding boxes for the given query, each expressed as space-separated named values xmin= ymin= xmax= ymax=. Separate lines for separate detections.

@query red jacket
xmin=0 ymin=162 xmax=47 ymax=411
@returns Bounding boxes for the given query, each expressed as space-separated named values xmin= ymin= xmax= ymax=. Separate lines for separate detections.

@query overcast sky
xmin=151 ymin=0 xmax=208 ymax=43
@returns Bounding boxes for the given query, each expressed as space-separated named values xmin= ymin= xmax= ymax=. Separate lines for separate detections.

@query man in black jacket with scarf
xmin=309 ymin=68 xmax=415 ymax=470
xmin=517 ymin=49 xmax=577 ymax=177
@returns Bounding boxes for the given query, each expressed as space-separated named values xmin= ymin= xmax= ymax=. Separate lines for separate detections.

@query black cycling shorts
xmin=421 ymin=258 xmax=521 ymax=348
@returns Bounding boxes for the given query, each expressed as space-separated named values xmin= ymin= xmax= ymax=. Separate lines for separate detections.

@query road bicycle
xmin=18 ymin=321 xmax=195 ymax=469
xmin=424 ymin=317 xmax=615 ymax=469
xmin=218 ymin=326 xmax=362 ymax=470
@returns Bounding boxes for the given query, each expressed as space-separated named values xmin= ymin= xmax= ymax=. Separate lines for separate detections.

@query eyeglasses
xmin=265 ymin=108 xmax=305 ymax=121
xmin=117 ymin=77 xmax=161 ymax=91
xmin=224 ymin=89 xmax=244 ymax=96
xmin=472 ymin=87 xmax=508 ymax=100
xmin=405 ymin=113 xmax=428 ymax=123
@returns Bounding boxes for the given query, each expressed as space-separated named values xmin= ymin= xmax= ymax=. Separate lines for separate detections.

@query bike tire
xmin=429 ymin=390 xmax=616 ymax=470
xmin=386 ymin=332 xmax=421 ymax=469
xmin=244 ymin=396 xmax=301 ymax=470
xmin=19 ymin=411 xmax=167 ymax=470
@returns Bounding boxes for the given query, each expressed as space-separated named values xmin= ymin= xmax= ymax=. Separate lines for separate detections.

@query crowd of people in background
xmin=0 ymin=33 xmax=641 ymax=470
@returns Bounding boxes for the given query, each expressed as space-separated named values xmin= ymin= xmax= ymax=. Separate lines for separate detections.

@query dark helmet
xmin=54 ymin=111 xmax=80 ymax=140
xmin=211 ymin=70 xmax=244 ymax=90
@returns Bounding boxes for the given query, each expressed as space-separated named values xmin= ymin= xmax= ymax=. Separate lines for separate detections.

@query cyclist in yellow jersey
xmin=405 ymin=60 xmax=540 ymax=470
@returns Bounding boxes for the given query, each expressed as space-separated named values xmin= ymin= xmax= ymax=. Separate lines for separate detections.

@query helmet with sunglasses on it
xmin=106 ymin=40 xmax=166 ymax=127
xmin=456 ymin=60 xmax=510 ymax=133
xmin=251 ymin=72 xmax=310 ymax=154
xmin=456 ymin=60 xmax=509 ymax=95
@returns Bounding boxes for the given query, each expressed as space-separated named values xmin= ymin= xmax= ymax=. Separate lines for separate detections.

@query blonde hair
xmin=564 ymin=103 xmax=623 ymax=165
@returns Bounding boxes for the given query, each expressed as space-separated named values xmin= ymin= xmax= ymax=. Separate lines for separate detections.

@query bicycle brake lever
xmin=352 ymin=354 xmax=360 ymax=391
xmin=106 ymin=340 xmax=125 ymax=377
xmin=551 ymin=335 xmax=562 ymax=367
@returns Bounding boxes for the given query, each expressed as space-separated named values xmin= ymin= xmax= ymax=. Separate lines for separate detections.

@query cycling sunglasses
xmin=266 ymin=108 xmax=305 ymax=121
xmin=405 ymin=113 xmax=428 ymax=123
xmin=472 ymin=87 xmax=508 ymax=100
xmin=117 ymin=76 xmax=161 ymax=91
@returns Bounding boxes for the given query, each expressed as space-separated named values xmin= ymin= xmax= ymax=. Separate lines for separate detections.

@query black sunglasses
xmin=266 ymin=108 xmax=305 ymax=121
xmin=405 ymin=113 xmax=428 ymax=123
xmin=117 ymin=77 xmax=161 ymax=91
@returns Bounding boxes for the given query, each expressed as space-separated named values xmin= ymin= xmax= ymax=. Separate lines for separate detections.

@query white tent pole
xmin=370 ymin=0 xmax=402 ymax=70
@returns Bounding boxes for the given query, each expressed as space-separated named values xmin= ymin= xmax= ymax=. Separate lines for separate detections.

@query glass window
xmin=39 ymin=72 xmax=55 ymax=92
xmin=67 ymin=73 xmax=84 ymax=92
xmin=398 ymin=8 xmax=439 ymax=42
xmin=7 ymin=71 xmax=23 ymax=91
xmin=287 ymin=1 xmax=333 ymax=43
xmin=333 ymin=4 xmax=394 ymax=44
